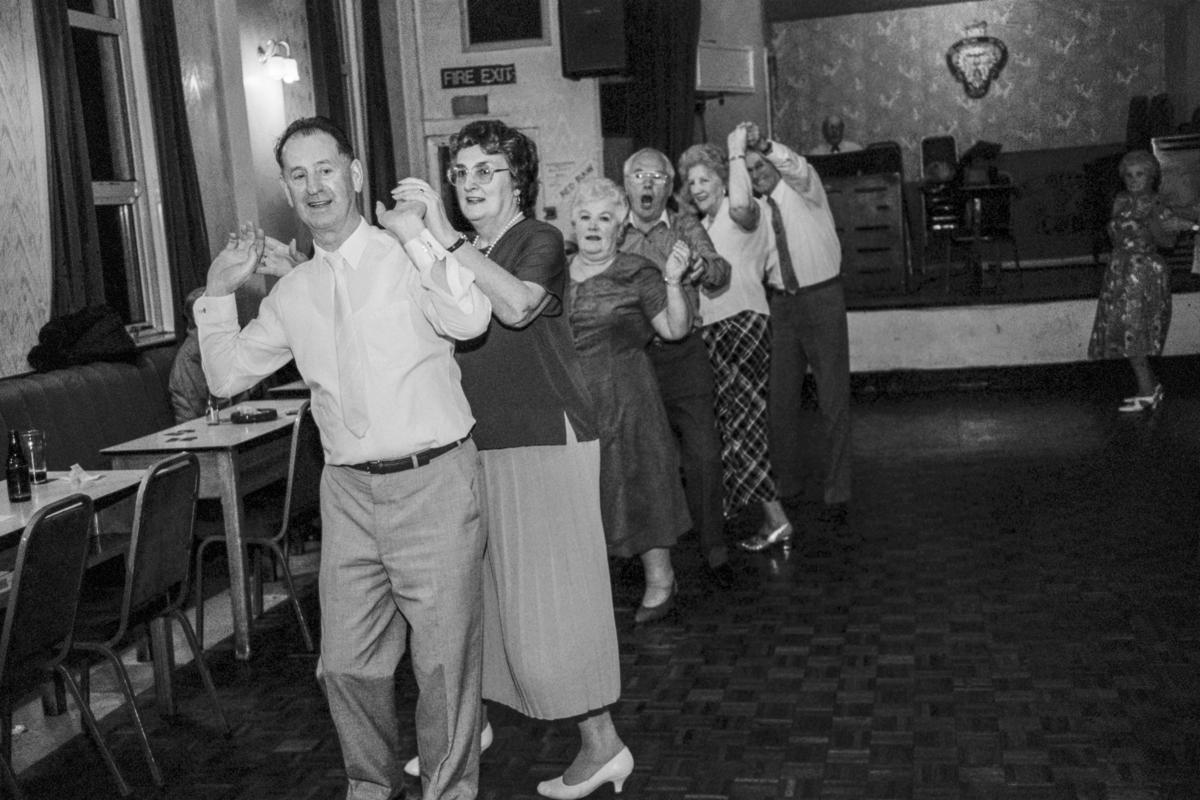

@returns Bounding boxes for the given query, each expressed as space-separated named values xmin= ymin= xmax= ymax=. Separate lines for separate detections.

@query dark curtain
xmin=621 ymin=0 xmax=702 ymax=165
xmin=140 ymin=0 xmax=209 ymax=335
xmin=361 ymin=0 xmax=397 ymax=210
xmin=34 ymin=0 xmax=104 ymax=315
xmin=308 ymin=0 xmax=350 ymax=134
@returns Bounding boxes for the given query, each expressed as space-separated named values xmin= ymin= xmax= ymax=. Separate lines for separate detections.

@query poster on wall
xmin=540 ymin=160 xmax=597 ymax=237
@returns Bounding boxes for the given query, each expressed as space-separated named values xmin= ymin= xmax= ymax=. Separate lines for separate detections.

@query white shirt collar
xmin=314 ymin=217 xmax=370 ymax=269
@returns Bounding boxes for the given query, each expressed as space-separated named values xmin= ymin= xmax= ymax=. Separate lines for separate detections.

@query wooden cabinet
xmin=824 ymin=172 xmax=908 ymax=296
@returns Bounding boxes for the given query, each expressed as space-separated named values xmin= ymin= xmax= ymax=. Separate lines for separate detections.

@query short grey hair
xmin=623 ymin=147 xmax=674 ymax=180
xmin=570 ymin=176 xmax=629 ymax=220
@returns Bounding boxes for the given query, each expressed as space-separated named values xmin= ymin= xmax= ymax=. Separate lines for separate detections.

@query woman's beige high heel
xmin=536 ymin=746 xmax=634 ymax=799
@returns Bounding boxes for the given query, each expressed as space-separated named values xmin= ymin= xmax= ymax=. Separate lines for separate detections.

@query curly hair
xmin=569 ymin=176 xmax=628 ymax=221
xmin=449 ymin=119 xmax=539 ymax=216
xmin=1118 ymin=149 xmax=1161 ymax=189
xmin=274 ymin=116 xmax=355 ymax=169
xmin=676 ymin=143 xmax=728 ymax=208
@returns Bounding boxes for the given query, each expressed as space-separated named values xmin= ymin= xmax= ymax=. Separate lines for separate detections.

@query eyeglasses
xmin=630 ymin=170 xmax=670 ymax=184
xmin=446 ymin=164 xmax=510 ymax=186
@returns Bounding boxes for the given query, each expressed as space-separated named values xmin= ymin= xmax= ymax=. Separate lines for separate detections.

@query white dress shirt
xmin=765 ymin=140 xmax=843 ymax=287
xmin=196 ymin=218 xmax=492 ymax=465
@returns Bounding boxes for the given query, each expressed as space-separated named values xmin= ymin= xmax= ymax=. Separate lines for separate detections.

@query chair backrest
xmin=123 ymin=452 xmax=200 ymax=621
xmin=277 ymin=401 xmax=323 ymax=540
xmin=0 ymin=494 xmax=94 ymax=687
xmin=921 ymin=134 xmax=957 ymax=180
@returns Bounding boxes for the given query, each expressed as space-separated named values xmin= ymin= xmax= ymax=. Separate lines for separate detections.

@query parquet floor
xmin=15 ymin=358 xmax=1200 ymax=799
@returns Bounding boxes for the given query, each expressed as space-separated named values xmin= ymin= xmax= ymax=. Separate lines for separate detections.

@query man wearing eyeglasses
xmin=618 ymin=147 xmax=735 ymax=586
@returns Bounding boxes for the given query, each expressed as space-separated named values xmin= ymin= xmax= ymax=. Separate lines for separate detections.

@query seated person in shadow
xmin=807 ymin=114 xmax=863 ymax=155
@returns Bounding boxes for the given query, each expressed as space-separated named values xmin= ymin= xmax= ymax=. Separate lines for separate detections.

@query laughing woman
xmin=392 ymin=120 xmax=628 ymax=798
xmin=677 ymin=125 xmax=794 ymax=552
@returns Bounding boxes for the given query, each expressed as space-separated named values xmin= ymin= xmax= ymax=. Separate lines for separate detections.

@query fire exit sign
xmin=441 ymin=64 xmax=516 ymax=89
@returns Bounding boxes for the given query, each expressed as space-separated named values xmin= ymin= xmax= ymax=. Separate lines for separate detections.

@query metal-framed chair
xmin=70 ymin=453 xmax=230 ymax=788
xmin=0 ymin=494 xmax=131 ymax=798
xmin=195 ymin=400 xmax=319 ymax=652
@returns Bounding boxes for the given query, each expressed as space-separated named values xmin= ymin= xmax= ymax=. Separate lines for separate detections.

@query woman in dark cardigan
xmin=392 ymin=120 xmax=630 ymax=799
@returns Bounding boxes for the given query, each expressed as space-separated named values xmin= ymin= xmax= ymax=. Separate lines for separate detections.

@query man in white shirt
xmin=743 ymin=122 xmax=852 ymax=528
xmin=197 ymin=116 xmax=492 ymax=800
xmin=807 ymin=114 xmax=863 ymax=155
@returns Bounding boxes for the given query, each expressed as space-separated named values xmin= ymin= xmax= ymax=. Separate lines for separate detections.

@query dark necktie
xmin=766 ymin=195 xmax=800 ymax=294
xmin=831 ymin=143 xmax=840 ymax=153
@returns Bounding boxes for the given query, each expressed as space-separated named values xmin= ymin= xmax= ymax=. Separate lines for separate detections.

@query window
xmin=460 ymin=0 xmax=550 ymax=52
xmin=67 ymin=0 xmax=171 ymax=330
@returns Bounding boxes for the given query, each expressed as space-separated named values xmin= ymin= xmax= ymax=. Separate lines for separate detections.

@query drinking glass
xmin=20 ymin=429 xmax=48 ymax=484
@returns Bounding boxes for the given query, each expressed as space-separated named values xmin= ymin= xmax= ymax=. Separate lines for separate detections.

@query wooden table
xmin=101 ymin=398 xmax=306 ymax=660
xmin=0 ymin=469 xmax=145 ymax=592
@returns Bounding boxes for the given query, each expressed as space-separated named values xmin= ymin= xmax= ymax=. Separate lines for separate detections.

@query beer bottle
xmin=6 ymin=430 xmax=31 ymax=502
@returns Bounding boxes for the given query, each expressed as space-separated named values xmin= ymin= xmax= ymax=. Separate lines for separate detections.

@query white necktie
xmin=328 ymin=254 xmax=369 ymax=437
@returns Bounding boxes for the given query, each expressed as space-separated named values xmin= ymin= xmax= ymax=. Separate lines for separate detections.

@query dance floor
xmin=15 ymin=356 xmax=1200 ymax=799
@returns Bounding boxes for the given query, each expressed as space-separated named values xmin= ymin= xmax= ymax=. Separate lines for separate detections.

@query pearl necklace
xmin=473 ymin=212 xmax=524 ymax=257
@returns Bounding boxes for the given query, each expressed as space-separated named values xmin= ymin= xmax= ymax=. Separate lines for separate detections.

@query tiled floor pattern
xmin=14 ymin=360 xmax=1200 ymax=799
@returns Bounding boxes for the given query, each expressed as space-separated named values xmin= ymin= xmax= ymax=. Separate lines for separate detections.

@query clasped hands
xmin=207 ymin=223 xmax=301 ymax=297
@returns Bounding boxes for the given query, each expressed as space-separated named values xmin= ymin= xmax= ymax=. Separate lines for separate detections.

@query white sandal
xmin=1118 ymin=384 xmax=1163 ymax=413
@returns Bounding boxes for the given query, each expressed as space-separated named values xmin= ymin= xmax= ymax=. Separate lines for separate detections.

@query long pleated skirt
xmin=479 ymin=425 xmax=621 ymax=719
xmin=701 ymin=310 xmax=779 ymax=517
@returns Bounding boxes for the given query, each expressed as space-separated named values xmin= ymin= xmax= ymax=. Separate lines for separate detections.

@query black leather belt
xmin=346 ymin=436 xmax=469 ymax=474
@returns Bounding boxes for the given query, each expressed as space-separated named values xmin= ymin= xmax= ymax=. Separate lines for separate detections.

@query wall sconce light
xmin=258 ymin=39 xmax=300 ymax=84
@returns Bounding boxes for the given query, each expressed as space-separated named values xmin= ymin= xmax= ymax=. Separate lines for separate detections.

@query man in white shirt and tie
xmin=742 ymin=122 xmax=853 ymax=528
xmin=196 ymin=116 xmax=492 ymax=800
xmin=807 ymin=114 xmax=863 ymax=155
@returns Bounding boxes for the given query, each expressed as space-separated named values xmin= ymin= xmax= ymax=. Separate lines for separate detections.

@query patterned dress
xmin=1088 ymin=192 xmax=1175 ymax=359
xmin=567 ymin=252 xmax=692 ymax=559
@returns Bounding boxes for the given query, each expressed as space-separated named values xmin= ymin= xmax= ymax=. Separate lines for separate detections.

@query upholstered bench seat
xmin=0 ymin=346 xmax=178 ymax=471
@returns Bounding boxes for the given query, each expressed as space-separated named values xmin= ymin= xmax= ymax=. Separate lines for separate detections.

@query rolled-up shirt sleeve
xmin=194 ymin=293 xmax=293 ymax=399
xmin=403 ymin=231 xmax=493 ymax=340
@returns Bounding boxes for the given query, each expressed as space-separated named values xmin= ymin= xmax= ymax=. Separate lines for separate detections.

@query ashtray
xmin=229 ymin=407 xmax=279 ymax=424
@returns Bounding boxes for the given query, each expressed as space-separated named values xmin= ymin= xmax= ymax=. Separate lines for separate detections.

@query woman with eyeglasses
xmin=392 ymin=120 xmax=629 ymax=799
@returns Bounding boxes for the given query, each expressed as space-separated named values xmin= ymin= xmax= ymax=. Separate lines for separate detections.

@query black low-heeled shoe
xmin=634 ymin=582 xmax=676 ymax=625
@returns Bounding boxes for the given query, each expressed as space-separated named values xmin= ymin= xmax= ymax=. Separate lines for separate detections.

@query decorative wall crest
xmin=946 ymin=21 xmax=1008 ymax=99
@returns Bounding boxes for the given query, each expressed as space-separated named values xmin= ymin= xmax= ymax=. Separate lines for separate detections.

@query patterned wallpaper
xmin=770 ymin=0 xmax=1166 ymax=180
xmin=0 ymin=0 xmax=50 ymax=377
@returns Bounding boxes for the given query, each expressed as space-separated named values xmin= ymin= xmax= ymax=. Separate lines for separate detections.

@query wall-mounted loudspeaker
xmin=559 ymin=0 xmax=627 ymax=80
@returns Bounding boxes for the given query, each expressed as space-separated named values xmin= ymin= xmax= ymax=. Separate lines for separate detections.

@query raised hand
xmin=743 ymin=122 xmax=764 ymax=152
xmin=207 ymin=222 xmax=265 ymax=297
xmin=392 ymin=178 xmax=456 ymax=244
xmin=664 ymin=241 xmax=691 ymax=284
xmin=727 ymin=123 xmax=748 ymax=158
xmin=375 ymin=199 xmax=428 ymax=243
xmin=258 ymin=235 xmax=303 ymax=277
